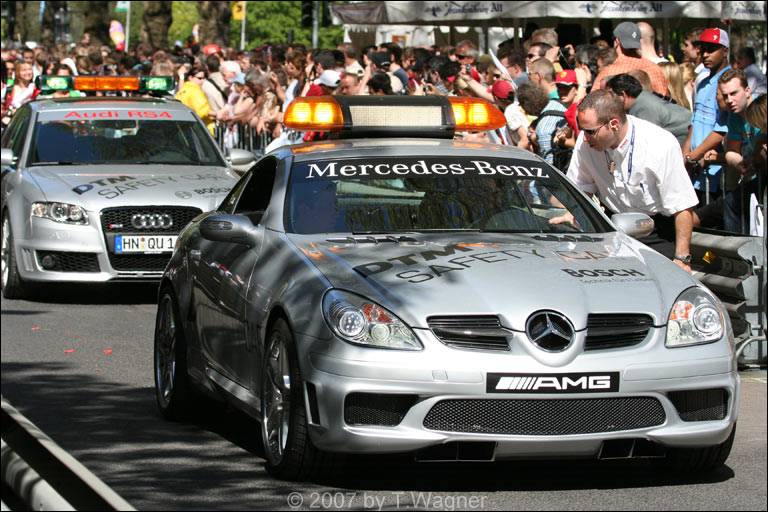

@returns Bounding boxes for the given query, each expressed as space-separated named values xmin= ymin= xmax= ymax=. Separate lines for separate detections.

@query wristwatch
xmin=674 ymin=254 xmax=692 ymax=264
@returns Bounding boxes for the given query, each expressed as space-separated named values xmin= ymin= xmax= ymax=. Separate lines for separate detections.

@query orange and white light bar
xmin=283 ymin=96 xmax=507 ymax=136
xmin=36 ymin=75 xmax=174 ymax=93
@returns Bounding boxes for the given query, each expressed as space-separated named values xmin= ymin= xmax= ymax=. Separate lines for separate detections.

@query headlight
xmin=666 ymin=287 xmax=725 ymax=348
xmin=322 ymin=290 xmax=422 ymax=350
xmin=32 ymin=202 xmax=88 ymax=225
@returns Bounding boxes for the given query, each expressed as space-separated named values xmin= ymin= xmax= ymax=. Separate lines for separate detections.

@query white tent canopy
xmin=332 ymin=1 xmax=766 ymax=23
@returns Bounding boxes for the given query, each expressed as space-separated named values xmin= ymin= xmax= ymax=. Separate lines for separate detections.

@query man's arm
xmin=673 ymin=208 xmax=694 ymax=272
xmin=684 ymin=131 xmax=725 ymax=161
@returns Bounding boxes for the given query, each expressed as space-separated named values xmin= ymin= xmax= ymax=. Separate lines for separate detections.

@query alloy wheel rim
xmin=1 ymin=217 xmax=10 ymax=289
xmin=155 ymin=295 xmax=177 ymax=404
xmin=264 ymin=332 xmax=291 ymax=464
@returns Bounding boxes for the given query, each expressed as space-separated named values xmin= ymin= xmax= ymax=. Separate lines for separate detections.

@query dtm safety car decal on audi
xmin=71 ymin=173 xmax=232 ymax=199
xmin=486 ymin=372 xmax=620 ymax=393
xmin=303 ymin=158 xmax=551 ymax=180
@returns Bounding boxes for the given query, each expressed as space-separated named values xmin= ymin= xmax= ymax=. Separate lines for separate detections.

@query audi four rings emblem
xmin=131 ymin=213 xmax=174 ymax=229
xmin=526 ymin=311 xmax=574 ymax=352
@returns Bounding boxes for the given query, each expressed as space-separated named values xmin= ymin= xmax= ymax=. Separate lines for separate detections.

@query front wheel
xmin=261 ymin=318 xmax=337 ymax=480
xmin=154 ymin=288 xmax=194 ymax=420
xmin=659 ymin=424 xmax=736 ymax=473
xmin=1 ymin=212 xmax=29 ymax=299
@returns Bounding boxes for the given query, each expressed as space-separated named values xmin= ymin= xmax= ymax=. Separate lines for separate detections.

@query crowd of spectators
xmin=1 ymin=22 xmax=766 ymax=235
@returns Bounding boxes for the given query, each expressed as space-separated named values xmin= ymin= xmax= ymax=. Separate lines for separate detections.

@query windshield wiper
xmin=32 ymin=161 xmax=78 ymax=166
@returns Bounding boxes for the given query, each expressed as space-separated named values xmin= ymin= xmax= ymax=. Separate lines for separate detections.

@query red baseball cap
xmin=698 ymin=28 xmax=729 ymax=49
xmin=555 ymin=70 xmax=578 ymax=86
xmin=202 ymin=44 xmax=222 ymax=56
xmin=491 ymin=80 xmax=515 ymax=100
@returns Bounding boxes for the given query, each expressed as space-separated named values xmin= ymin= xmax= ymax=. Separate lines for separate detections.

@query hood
xmin=289 ymin=232 xmax=698 ymax=331
xmin=27 ymin=164 xmax=240 ymax=211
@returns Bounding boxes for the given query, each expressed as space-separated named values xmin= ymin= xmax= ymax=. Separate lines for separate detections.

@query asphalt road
xmin=1 ymin=284 xmax=766 ymax=511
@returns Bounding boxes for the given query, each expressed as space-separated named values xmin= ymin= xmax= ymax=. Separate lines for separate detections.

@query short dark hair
xmin=529 ymin=42 xmax=552 ymax=57
xmin=606 ymin=74 xmax=643 ymax=99
xmin=516 ymin=83 xmax=549 ymax=116
xmin=206 ymin=55 xmax=221 ymax=73
xmin=369 ymin=72 xmax=393 ymax=94
xmin=737 ymin=47 xmax=756 ymax=64
xmin=578 ymin=89 xmax=626 ymax=123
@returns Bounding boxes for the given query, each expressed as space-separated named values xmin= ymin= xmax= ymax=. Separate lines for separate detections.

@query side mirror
xmin=1 ymin=148 xmax=15 ymax=167
xmin=200 ymin=214 xmax=260 ymax=247
xmin=611 ymin=212 xmax=654 ymax=238
xmin=227 ymin=149 xmax=256 ymax=167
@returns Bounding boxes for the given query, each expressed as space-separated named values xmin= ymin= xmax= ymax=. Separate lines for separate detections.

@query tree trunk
xmin=141 ymin=1 xmax=173 ymax=50
xmin=14 ymin=2 xmax=41 ymax=44
xmin=80 ymin=0 xmax=110 ymax=46
xmin=197 ymin=1 xmax=231 ymax=47
xmin=40 ymin=1 xmax=69 ymax=46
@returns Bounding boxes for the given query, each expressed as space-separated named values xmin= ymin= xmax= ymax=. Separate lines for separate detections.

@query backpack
xmin=536 ymin=109 xmax=573 ymax=172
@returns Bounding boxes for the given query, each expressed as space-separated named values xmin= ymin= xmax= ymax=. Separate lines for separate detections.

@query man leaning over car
xmin=552 ymin=90 xmax=699 ymax=272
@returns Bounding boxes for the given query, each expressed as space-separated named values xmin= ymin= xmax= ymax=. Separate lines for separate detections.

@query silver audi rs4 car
xmin=154 ymin=96 xmax=739 ymax=480
xmin=1 ymin=76 xmax=247 ymax=298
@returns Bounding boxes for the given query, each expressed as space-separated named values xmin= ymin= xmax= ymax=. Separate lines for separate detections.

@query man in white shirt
xmin=637 ymin=22 xmax=668 ymax=64
xmin=556 ymin=90 xmax=699 ymax=272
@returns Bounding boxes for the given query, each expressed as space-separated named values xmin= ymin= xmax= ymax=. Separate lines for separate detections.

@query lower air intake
xmin=668 ymin=388 xmax=728 ymax=421
xmin=423 ymin=397 xmax=666 ymax=435
xmin=344 ymin=393 xmax=418 ymax=426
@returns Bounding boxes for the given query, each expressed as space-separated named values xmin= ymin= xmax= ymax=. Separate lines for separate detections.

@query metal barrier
xmin=691 ymin=227 xmax=766 ymax=366
xmin=213 ymin=122 xmax=273 ymax=157
xmin=1 ymin=396 xmax=135 ymax=511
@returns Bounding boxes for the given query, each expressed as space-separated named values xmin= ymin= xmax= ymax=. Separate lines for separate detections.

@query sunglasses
xmin=526 ymin=53 xmax=539 ymax=59
xmin=698 ymin=42 xmax=723 ymax=54
xmin=580 ymin=121 xmax=607 ymax=137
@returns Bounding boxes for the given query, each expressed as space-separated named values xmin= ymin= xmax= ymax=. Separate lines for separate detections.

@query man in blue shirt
xmin=682 ymin=28 xmax=731 ymax=203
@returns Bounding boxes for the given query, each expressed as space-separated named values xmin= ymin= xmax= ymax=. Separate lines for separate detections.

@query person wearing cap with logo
xmin=307 ymin=69 xmax=341 ymax=96
xmin=552 ymin=70 xmax=583 ymax=163
xmin=558 ymin=90 xmax=698 ymax=272
xmin=592 ymin=21 xmax=669 ymax=97
xmin=491 ymin=80 xmax=530 ymax=149
xmin=681 ymin=28 xmax=731 ymax=203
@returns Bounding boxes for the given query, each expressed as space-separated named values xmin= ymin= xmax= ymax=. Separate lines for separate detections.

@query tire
xmin=660 ymin=424 xmax=736 ymax=473
xmin=261 ymin=317 xmax=339 ymax=480
xmin=154 ymin=288 xmax=194 ymax=420
xmin=1 ymin=211 xmax=28 ymax=300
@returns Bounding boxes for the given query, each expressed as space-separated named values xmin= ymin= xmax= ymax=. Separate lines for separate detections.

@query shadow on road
xmin=1 ymin=361 xmax=736 ymax=510
xmin=11 ymin=282 xmax=159 ymax=305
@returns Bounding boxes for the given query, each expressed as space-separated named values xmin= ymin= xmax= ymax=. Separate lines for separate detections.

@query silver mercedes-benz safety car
xmin=153 ymin=96 xmax=739 ymax=480
xmin=1 ymin=76 xmax=248 ymax=299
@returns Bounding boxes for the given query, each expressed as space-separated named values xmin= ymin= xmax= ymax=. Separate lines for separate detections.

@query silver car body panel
xmin=165 ymin=138 xmax=739 ymax=459
xmin=2 ymin=98 xmax=240 ymax=282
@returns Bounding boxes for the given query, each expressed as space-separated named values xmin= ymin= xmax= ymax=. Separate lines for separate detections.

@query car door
xmin=1 ymin=106 xmax=32 ymax=211
xmin=199 ymin=157 xmax=278 ymax=386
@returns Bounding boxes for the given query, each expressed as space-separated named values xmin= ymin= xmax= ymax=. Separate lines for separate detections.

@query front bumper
xmin=301 ymin=328 xmax=740 ymax=458
xmin=15 ymin=216 xmax=167 ymax=282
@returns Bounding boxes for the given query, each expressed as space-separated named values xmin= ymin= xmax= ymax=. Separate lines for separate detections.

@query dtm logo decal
xmin=486 ymin=372 xmax=620 ymax=393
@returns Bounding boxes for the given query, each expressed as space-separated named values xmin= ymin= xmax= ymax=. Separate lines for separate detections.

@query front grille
xmin=109 ymin=253 xmax=171 ymax=272
xmin=344 ymin=393 xmax=418 ymax=426
xmin=100 ymin=206 xmax=200 ymax=273
xmin=585 ymin=314 xmax=654 ymax=350
xmin=668 ymin=389 xmax=728 ymax=421
xmin=100 ymin=206 xmax=201 ymax=234
xmin=427 ymin=316 xmax=510 ymax=351
xmin=423 ymin=397 xmax=666 ymax=435
xmin=36 ymin=251 xmax=100 ymax=273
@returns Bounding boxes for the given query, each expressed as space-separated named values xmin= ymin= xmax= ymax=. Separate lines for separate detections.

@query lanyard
xmin=605 ymin=124 xmax=636 ymax=183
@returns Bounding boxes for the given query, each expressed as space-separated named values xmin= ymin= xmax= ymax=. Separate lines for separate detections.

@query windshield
xmin=287 ymin=157 xmax=610 ymax=234
xmin=29 ymin=119 xmax=225 ymax=166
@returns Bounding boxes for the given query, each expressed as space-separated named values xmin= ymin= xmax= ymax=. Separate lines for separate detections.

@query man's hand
xmin=673 ymin=259 xmax=692 ymax=273
xmin=545 ymin=45 xmax=560 ymax=64
xmin=548 ymin=211 xmax=576 ymax=227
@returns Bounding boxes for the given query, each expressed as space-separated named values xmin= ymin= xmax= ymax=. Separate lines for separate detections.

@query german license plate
xmin=115 ymin=235 xmax=177 ymax=254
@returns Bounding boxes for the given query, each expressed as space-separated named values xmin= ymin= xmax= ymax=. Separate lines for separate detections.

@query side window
xmin=220 ymin=174 xmax=251 ymax=214
xmin=2 ymin=107 xmax=32 ymax=162
xmin=233 ymin=157 xmax=278 ymax=225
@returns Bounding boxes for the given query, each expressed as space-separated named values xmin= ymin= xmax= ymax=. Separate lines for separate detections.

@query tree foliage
xmin=238 ymin=1 xmax=344 ymax=49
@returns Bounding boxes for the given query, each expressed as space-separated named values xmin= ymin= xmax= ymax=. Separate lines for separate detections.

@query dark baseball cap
xmin=613 ymin=22 xmax=641 ymax=50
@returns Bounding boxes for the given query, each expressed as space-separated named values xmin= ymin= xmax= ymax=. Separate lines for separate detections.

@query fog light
xmin=40 ymin=254 xmax=58 ymax=270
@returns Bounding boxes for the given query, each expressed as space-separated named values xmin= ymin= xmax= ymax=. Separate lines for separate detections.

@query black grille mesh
xmin=344 ymin=393 xmax=418 ymax=426
xmin=100 ymin=206 xmax=201 ymax=234
xmin=36 ymin=251 xmax=100 ymax=273
xmin=423 ymin=397 xmax=666 ymax=435
xmin=108 ymin=253 xmax=171 ymax=272
xmin=668 ymin=389 xmax=728 ymax=421
xmin=427 ymin=316 xmax=510 ymax=351
xmin=586 ymin=314 xmax=653 ymax=350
